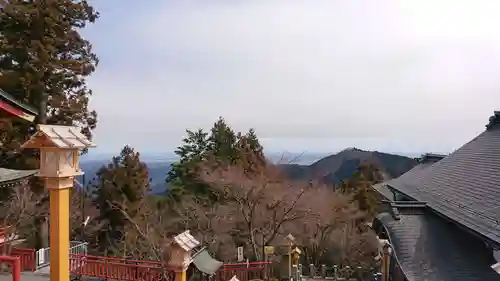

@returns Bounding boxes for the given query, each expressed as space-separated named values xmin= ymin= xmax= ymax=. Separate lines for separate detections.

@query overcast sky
xmin=84 ymin=0 xmax=500 ymax=157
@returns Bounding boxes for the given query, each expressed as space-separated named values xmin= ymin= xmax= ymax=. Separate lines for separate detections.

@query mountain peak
xmin=280 ymin=149 xmax=417 ymax=185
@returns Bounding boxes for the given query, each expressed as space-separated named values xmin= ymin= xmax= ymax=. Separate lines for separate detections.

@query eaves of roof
xmin=0 ymin=88 xmax=38 ymax=115
xmin=376 ymin=210 xmax=500 ymax=281
xmin=372 ymin=183 xmax=393 ymax=200
xmin=0 ymin=168 xmax=37 ymax=183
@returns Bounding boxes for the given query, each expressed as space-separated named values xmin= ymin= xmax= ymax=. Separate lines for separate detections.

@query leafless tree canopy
xmin=0 ymin=180 xmax=41 ymax=253
xmin=101 ymin=149 xmax=379 ymax=267
xmin=193 ymin=152 xmax=378 ymax=264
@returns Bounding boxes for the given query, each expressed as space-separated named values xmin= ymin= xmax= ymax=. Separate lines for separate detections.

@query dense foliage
xmin=92 ymin=146 xmax=150 ymax=255
xmin=0 ymin=0 xmax=99 ymax=249
xmin=167 ymin=117 xmax=264 ymax=199
xmin=0 ymin=0 xmax=99 ymax=168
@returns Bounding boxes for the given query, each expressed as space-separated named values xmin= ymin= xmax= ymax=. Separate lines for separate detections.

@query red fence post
xmin=12 ymin=256 xmax=20 ymax=281
xmin=0 ymin=255 xmax=21 ymax=281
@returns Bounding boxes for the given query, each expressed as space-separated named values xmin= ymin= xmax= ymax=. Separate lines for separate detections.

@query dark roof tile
xmin=376 ymin=210 xmax=500 ymax=281
xmin=386 ymin=115 xmax=500 ymax=244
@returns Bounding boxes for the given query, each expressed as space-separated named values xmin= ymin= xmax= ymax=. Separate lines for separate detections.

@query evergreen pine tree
xmin=0 ymin=0 xmax=99 ymax=168
xmin=208 ymin=117 xmax=239 ymax=163
xmin=167 ymin=117 xmax=265 ymax=199
xmin=92 ymin=146 xmax=150 ymax=255
xmin=336 ymin=162 xmax=383 ymax=217
xmin=0 ymin=0 xmax=99 ymax=249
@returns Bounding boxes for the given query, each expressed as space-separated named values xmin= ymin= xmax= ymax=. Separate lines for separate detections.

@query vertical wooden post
xmin=264 ymin=252 xmax=268 ymax=280
xmin=175 ymin=270 xmax=187 ymax=281
xmin=49 ymin=185 xmax=70 ymax=281
xmin=381 ymin=244 xmax=391 ymax=281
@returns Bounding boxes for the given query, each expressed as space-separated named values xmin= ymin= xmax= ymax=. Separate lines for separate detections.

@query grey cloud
xmin=86 ymin=0 xmax=500 ymax=154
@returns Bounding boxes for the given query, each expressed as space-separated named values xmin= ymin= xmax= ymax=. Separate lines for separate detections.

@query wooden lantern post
xmin=21 ymin=125 xmax=96 ymax=281
xmin=285 ymin=233 xmax=296 ymax=280
xmin=169 ymin=230 xmax=200 ymax=281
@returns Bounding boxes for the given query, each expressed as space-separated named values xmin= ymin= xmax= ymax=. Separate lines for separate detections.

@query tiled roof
xmin=386 ymin=112 xmax=500 ymax=244
xmin=384 ymin=162 xmax=434 ymax=193
xmin=373 ymin=162 xmax=435 ymax=201
xmin=0 ymin=168 xmax=37 ymax=183
xmin=375 ymin=209 xmax=500 ymax=281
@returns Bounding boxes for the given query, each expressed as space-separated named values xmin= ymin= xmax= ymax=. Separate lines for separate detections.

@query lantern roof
xmin=173 ymin=230 xmax=200 ymax=251
xmin=21 ymin=124 xmax=96 ymax=149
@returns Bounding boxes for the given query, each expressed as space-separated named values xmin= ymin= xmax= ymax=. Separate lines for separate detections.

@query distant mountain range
xmin=280 ymin=148 xmax=418 ymax=184
xmin=79 ymin=149 xmax=418 ymax=195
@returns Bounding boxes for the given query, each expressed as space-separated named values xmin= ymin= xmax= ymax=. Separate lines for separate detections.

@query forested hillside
xmin=281 ymin=148 xmax=417 ymax=184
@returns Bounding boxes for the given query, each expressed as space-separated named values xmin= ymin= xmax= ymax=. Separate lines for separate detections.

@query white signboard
xmin=237 ymin=246 xmax=244 ymax=262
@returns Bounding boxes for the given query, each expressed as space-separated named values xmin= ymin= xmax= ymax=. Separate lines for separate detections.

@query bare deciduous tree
xmin=0 ymin=180 xmax=41 ymax=254
xmin=199 ymin=156 xmax=317 ymax=261
xmin=198 ymin=149 xmax=379 ymax=266
xmin=176 ymin=196 xmax=235 ymax=261
xmin=290 ymin=187 xmax=378 ymax=267
xmin=108 ymin=198 xmax=173 ymax=261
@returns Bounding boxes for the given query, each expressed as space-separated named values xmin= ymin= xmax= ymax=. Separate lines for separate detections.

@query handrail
xmin=223 ymin=261 xmax=271 ymax=267
xmin=7 ymin=247 xmax=35 ymax=271
xmin=0 ymin=255 xmax=21 ymax=281
xmin=71 ymin=253 xmax=164 ymax=266
xmin=70 ymin=254 xmax=176 ymax=281
xmin=4 ymin=245 xmax=274 ymax=281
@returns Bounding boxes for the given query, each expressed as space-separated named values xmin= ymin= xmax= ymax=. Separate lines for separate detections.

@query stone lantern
xmin=21 ymin=124 xmax=95 ymax=281
xmin=169 ymin=230 xmax=200 ymax=281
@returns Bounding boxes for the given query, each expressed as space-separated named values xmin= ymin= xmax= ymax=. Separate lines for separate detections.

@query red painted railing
xmin=0 ymin=246 xmax=36 ymax=272
xmin=11 ymin=247 xmax=35 ymax=271
xmin=214 ymin=261 xmax=273 ymax=281
xmin=70 ymin=254 xmax=176 ymax=281
xmin=0 ymin=255 xmax=21 ymax=281
xmin=0 ymin=245 xmax=274 ymax=281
